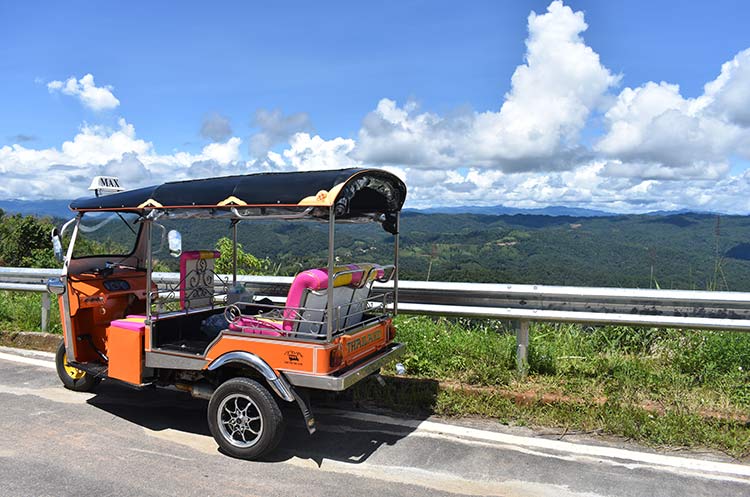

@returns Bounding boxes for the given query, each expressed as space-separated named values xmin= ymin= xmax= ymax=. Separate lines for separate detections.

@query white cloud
xmin=6 ymin=1 xmax=750 ymax=215
xmin=596 ymin=47 xmax=750 ymax=180
xmin=702 ymin=48 xmax=750 ymax=126
xmin=47 ymin=74 xmax=120 ymax=111
xmin=595 ymin=82 xmax=746 ymax=179
xmin=354 ymin=0 xmax=618 ymax=171
xmin=249 ymin=109 xmax=312 ymax=156
xmin=201 ymin=137 xmax=242 ymax=164
xmin=280 ymin=133 xmax=360 ymax=171
xmin=0 ymin=118 xmax=246 ymax=199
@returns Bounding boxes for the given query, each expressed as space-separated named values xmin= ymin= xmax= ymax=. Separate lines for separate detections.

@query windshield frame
xmin=71 ymin=211 xmax=143 ymax=261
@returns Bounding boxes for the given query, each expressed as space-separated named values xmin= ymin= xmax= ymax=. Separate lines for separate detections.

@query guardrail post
xmin=41 ymin=292 xmax=50 ymax=333
xmin=515 ymin=319 xmax=529 ymax=378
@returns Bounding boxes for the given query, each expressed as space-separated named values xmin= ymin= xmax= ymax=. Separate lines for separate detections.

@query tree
xmin=214 ymin=237 xmax=270 ymax=275
xmin=0 ymin=213 xmax=57 ymax=268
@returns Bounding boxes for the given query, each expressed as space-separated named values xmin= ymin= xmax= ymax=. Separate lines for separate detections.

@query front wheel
xmin=55 ymin=341 xmax=101 ymax=392
xmin=207 ymin=377 xmax=285 ymax=460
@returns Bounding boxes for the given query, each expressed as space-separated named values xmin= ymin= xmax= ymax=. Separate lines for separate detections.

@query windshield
xmin=72 ymin=211 xmax=141 ymax=259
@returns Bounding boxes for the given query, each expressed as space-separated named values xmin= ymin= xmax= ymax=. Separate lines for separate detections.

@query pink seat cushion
xmin=282 ymin=264 xmax=371 ymax=331
xmin=110 ymin=318 xmax=146 ymax=332
xmin=228 ymin=316 xmax=283 ymax=337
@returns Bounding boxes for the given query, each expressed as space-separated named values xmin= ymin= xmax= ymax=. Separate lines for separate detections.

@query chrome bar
xmin=144 ymin=219 xmax=153 ymax=324
xmin=8 ymin=268 xmax=750 ymax=331
xmin=232 ymin=220 xmax=238 ymax=286
xmin=393 ymin=212 xmax=399 ymax=315
xmin=230 ymin=206 xmax=313 ymax=220
xmin=326 ymin=208 xmax=335 ymax=342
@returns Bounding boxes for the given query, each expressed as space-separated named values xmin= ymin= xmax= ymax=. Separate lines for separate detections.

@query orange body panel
xmin=63 ymin=271 xmax=150 ymax=363
xmin=204 ymin=319 xmax=391 ymax=375
xmin=107 ymin=323 xmax=144 ymax=384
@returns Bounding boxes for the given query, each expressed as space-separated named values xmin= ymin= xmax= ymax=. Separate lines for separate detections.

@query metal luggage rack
xmin=224 ymin=291 xmax=394 ymax=341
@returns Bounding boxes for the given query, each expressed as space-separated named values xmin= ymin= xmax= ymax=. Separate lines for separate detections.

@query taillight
xmin=329 ymin=346 xmax=343 ymax=368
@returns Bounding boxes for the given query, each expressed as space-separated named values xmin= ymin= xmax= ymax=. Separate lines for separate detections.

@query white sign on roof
xmin=88 ymin=176 xmax=124 ymax=195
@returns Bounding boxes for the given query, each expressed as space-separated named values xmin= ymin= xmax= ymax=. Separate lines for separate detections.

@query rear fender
xmin=207 ymin=351 xmax=294 ymax=402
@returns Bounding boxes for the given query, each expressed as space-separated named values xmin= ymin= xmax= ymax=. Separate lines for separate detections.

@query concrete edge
xmin=0 ymin=330 xmax=60 ymax=353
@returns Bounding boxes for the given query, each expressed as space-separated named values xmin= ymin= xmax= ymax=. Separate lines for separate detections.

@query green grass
xmin=0 ymin=291 xmax=62 ymax=333
xmin=2 ymin=290 xmax=748 ymax=458
xmin=356 ymin=316 xmax=750 ymax=459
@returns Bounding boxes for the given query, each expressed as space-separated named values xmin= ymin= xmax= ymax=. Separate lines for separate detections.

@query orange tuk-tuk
xmin=47 ymin=168 xmax=406 ymax=459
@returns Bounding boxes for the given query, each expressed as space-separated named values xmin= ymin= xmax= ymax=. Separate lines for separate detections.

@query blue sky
xmin=2 ymin=1 xmax=750 ymax=212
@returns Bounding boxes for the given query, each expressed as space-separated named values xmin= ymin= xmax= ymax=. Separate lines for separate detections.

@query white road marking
xmin=143 ymin=428 xmax=217 ymax=455
xmin=285 ymin=457 xmax=604 ymax=497
xmin=322 ymin=410 xmax=750 ymax=480
xmin=0 ymin=351 xmax=55 ymax=369
xmin=127 ymin=447 xmax=193 ymax=461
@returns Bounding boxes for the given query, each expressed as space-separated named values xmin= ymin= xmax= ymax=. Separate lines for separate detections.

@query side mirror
xmin=51 ymin=228 xmax=64 ymax=263
xmin=168 ymin=230 xmax=182 ymax=257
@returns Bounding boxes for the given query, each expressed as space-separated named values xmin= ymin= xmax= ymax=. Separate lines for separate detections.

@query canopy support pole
xmin=327 ymin=208 xmax=335 ymax=342
xmin=393 ymin=212 xmax=400 ymax=316
xmin=145 ymin=218 xmax=153 ymax=325
xmin=231 ymin=220 xmax=238 ymax=285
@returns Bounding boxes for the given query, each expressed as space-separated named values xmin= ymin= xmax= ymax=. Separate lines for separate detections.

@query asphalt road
xmin=0 ymin=346 xmax=748 ymax=497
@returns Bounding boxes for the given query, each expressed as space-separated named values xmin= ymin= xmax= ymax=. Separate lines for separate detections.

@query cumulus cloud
xmin=200 ymin=112 xmax=233 ymax=142
xmin=202 ymin=137 xmax=242 ymax=164
xmin=0 ymin=118 xmax=246 ymax=199
xmin=596 ymin=47 xmax=750 ymax=180
xmin=354 ymin=0 xmax=618 ymax=171
xmin=703 ymin=48 xmax=750 ymax=126
xmin=280 ymin=133 xmax=360 ymax=171
xmin=47 ymin=74 xmax=120 ymax=111
xmin=249 ymin=109 xmax=312 ymax=156
xmin=7 ymin=1 xmax=750 ymax=215
xmin=596 ymin=81 xmax=747 ymax=179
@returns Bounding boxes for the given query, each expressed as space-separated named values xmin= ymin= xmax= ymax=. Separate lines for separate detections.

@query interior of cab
xmin=150 ymin=255 xmax=393 ymax=356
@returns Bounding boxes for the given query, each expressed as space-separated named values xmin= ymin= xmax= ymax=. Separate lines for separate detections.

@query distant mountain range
xmin=412 ymin=205 xmax=615 ymax=217
xmin=410 ymin=205 xmax=722 ymax=217
xmin=0 ymin=198 xmax=724 ymax=219
xmin=0 ymin=199 xmax=73 ymax=218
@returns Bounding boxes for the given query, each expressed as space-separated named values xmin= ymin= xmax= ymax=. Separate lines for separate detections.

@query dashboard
xmin=102 ymin=279 xmax=131 ymax=292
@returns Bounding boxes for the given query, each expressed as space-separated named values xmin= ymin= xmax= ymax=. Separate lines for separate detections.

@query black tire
xmin=207 ymin=377 xmax=285 ymax=460
xmin=55 ymin=341 xmax=101 ymax=392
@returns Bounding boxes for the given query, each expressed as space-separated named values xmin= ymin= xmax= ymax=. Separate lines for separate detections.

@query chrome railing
xmin=3 ymin=266 xmax=750 ymax=372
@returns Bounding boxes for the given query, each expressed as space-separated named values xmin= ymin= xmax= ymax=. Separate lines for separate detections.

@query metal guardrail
xmin=3 ymin=266 xmax=750 ymax=374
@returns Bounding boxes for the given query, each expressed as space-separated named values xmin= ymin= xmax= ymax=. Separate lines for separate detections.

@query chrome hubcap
xmin=218 ymin=393 xmax=263 ymax=448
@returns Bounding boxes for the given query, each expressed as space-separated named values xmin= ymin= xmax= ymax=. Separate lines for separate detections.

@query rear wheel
xmin=55 ymin=341 xmax=101 ymax=392
xmin=207 ymin=377 xmax=284 ymax=460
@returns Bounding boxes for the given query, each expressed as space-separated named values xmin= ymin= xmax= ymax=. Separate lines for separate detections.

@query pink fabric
xmin=110 ymin=319 xmax=146 ymax=332
xmin=228 ymin=316 xmax=283 ymax=336
xmin=282 ymin=264 xmax=372 ymax=331
xmin=282 ymin=268 xmax=328 ymax=329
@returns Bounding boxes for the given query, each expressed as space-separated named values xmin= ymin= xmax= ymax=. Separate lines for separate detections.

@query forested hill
xmin=393 ymin=212 xmax=743 ymax=290
xmin=2 ymin=207 xmax=749 ymax=292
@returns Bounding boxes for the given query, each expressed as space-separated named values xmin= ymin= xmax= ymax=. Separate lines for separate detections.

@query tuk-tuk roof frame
xmin=69 ymin=168 xmax=406 ymax=233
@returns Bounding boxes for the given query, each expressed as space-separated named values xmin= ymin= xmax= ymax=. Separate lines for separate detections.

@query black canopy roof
xmin=70 ymin=168 xmax=406 ymax=217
